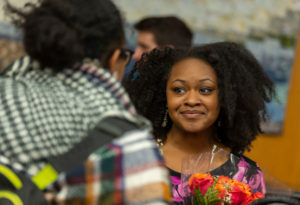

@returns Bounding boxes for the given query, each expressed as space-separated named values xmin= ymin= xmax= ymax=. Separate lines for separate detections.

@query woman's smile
xmin=180 ymin=110 xmax=206 ymax=119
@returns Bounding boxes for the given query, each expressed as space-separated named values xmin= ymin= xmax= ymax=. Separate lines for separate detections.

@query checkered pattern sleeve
xmin=46 ymin=128 xmax=172 ymax=204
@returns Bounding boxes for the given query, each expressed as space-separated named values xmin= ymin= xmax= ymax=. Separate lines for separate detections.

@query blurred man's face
xmin=132 ymin=31 xmax=158 ymax=61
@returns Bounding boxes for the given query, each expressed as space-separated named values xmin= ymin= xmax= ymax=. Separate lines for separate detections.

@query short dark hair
xmin=134 ymin=16 xmax=193 ymax=50
xmin=125 ymin=42 xmax=274 ymax=154
xmin=5 ymin=0 xmax=125 ymax=71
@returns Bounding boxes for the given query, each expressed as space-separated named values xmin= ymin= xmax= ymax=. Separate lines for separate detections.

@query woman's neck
xmin=164 ymin=126 xmax=216 ymax=155
xmin=159 ymin=126 xmax=231 ymax=173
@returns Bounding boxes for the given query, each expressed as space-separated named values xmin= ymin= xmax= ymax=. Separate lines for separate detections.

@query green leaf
xmin=192 ymin=186 xmax=222 ymax=205
xmin=193 ymin=189 xmax=207 ymax=205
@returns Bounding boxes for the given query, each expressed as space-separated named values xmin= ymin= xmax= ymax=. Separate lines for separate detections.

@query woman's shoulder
xmin=235 ymin=154 xmax=262 ymax=172
xmin=167 ymin=153 xmax=262 ymax=178
xmin=233 ymin=154 xmax=266 ymax=193
xmin=209 ymin=153 xmax=262 ymax=178
xmin=209 ymin=153 xmax=266 ymax=193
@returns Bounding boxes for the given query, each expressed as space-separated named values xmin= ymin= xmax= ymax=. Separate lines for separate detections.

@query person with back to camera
xmin=0 ymin=0 xmax=171 ymax=204
xmin=125 ymin=42 xmax=275 ymax=204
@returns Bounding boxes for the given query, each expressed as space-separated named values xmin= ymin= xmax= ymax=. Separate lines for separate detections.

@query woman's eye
xmin=199 ymin=87 xmax=213 ymax=94
xmin=173 ymin=87 xmax=185 ymax=94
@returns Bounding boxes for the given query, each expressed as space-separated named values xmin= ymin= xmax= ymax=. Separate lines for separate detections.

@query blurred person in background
xmin=132 ymin=16 xmax=193 ymax=61
xmin=0 ymin=0 xmax=171 ymax=204
xmin=123 ymin=16 xmax=193 ymax=80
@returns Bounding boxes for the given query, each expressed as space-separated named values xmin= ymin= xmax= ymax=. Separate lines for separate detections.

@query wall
xmin=247 ymin=31 xmax=300 ymax=191
xmin=0 ymin=0 xmax=38 ymax=23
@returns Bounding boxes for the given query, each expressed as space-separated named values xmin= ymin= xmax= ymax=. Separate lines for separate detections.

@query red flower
xmin=218 ymin=176 xmax=233 ymax=185
xmin=188 ymin=173 xmax=264 ymax=205
xmin=188 ymin=173 xmax=214 ymax=195
xmin=246 ymin=192 xmax=265 ymax=204
xmin=230 ymin=182 xmax=251 ymax=205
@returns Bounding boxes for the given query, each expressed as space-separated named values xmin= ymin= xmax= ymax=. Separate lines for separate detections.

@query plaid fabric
xmin=46 ymin=129 xmax=171 ymax=204
xmin=0 ymin=56 xmax=171 ymax=204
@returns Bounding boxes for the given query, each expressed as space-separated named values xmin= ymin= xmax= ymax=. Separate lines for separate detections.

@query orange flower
xmin=188 ymin=173 xmax=214 ymax=195
xmin=246 ymin=192 xmax=265 ymax=204
xmin=214 ymin=184 xmax=227 ymax=200
xmin=231 ymin=181 xmax=251 ymax=194
xmin=218 ymin=176 xmax=233 ymax=185
xmin=215 ymin=176 xmax=236 ymax=201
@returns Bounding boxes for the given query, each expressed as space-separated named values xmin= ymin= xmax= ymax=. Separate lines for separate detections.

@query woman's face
xmin=166 ymin=58 xmax=220 ymax=134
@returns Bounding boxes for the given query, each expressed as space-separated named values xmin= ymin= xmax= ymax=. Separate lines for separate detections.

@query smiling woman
xmin=124 ymin=42 xmax=275 ymax=204
xmin=166 ymin=58 xmax=220 ymax=137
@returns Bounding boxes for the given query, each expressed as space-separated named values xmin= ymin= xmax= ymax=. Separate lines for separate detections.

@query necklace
xmin=156 ymin=138 xmax=164 ymax=155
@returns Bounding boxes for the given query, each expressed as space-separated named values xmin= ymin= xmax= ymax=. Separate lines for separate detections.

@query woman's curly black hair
xmin=5 ymin=0 xmax=125 ymax=71
xmin=125 ymin=42 xmax=275 ymax=154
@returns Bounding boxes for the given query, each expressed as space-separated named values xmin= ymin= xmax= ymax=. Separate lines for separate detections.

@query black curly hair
xmin=125 ymin=42 xmax=275 ymax=154
xmin=5 ymin=0 xmax=125 ymax=71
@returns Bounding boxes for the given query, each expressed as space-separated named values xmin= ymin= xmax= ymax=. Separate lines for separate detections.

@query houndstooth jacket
xmin=0 ymin=56 xmax=171 ymax=204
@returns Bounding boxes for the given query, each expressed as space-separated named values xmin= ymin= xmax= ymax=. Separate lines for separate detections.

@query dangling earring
xmin=156 ymin=138 xmax=164 ymax=147
xmin=161 ymin=109 xmax=168 ymax=127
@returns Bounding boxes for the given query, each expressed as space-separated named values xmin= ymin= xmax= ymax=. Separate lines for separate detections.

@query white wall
xmin=1 ymin=0 xmax=299 ymax=38
xmin=0 ymin=0 xmax=38 ymax=23
xmin=114 ymin=0 xmax=300 ymax=38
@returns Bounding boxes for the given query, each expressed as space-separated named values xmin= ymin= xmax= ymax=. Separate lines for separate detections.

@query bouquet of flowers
xmin=180 ymin=145 xmax=265 ymax=205
xmin=188 ymin=173 xmax=264 ymax=205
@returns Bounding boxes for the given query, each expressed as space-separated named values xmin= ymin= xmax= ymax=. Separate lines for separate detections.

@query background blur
xmin=1 ymin=0 xmax=300 ymax=192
